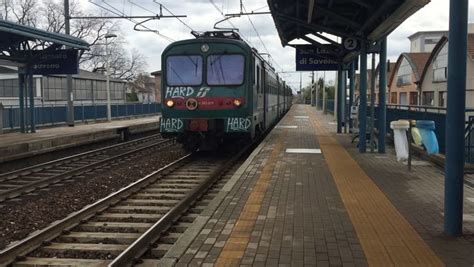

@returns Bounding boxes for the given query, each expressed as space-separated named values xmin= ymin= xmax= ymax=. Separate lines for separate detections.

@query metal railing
xmin=367 ymin=103 xmax=474 ymax=162
xmin=2 ymin=102 xmax=161 ymax=130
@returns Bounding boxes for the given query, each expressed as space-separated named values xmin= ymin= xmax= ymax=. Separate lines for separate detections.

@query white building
xmin=0 ymin=66 xmax=127 ymax=106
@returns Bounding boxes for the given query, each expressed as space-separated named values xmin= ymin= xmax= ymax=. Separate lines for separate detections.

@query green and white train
xmin=160 ymin=31 xmax=292 ymax=150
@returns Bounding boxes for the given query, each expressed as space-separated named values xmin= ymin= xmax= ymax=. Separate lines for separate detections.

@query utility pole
xmin=4 ymin=0 xmax=8 ymax=20
xmin=64 ymin=0 xmax=74 ymax=126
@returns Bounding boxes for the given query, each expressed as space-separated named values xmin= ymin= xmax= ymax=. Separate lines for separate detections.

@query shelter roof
xmin=0 ymin=20 xmax=89 ymax=51
xmin=268 ymin=0 xmax=430 ymax=46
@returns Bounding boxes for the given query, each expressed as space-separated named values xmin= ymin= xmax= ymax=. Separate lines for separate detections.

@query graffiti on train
xmin=226 ymin=117 xmax=252 ymax=132
xmin=160 ymin=118 xmax=184 ymax=132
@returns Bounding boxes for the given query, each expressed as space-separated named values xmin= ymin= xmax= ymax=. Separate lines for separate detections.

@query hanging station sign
xmin=29 ymin=49 xmax=79 ymax=75
xmin=295 ymin=44 xmax=341 ymax=71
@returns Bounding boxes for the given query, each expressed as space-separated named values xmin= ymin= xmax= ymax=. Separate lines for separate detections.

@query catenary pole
xmin=64 ymin=0 xmax=74 ymax=126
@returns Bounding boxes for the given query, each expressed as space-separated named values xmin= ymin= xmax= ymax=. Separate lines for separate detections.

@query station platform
xmin=0 ymin=116 xmax=160 ymax=163
xmin=160 ymin=104 xmax=474 ymax=266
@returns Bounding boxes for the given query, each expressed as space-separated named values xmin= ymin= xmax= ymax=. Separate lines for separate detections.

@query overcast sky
xmin=81 ymin=0 xmax=474 ymax=92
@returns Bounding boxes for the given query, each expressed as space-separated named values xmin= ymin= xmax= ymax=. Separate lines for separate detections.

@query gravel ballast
xmin=0 ymin=145 xmax=187 ymax=250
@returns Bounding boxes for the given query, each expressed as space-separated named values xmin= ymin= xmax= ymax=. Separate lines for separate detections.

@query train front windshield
xmin=207 ymin=54 xmax=244 ymax=86
xmin=166 ymin=55 xmax=203 ymax=86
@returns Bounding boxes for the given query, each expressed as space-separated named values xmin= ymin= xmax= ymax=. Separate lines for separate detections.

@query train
xmin=159 ymin=31 xmax=293 ymax=151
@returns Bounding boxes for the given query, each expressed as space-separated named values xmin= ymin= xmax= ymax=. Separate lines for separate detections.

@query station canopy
xmin=268 ymin=0 xmax=430 ymax=46
xmin=0 ymin=20 xmax=89 ymax=66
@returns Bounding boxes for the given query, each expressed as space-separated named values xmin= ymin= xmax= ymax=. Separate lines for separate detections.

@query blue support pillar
xmin=444 ymin=0 xmax=468 ymax=236
xmin=337 ymin=68 xmax=343 ymax=133
xmin=18 ymin=71 xmax=25 ymax=133
xmin=378 ymin=37 xmax=387 ymax=153
xmin=28 ymin=67 xmax=36 ymax=133
xmin=349 ymin=60 xmax=355 ymax=131
xmin=359 ymin=42 xmax=368 ymax=153
xmin=343 ymin=69 xmax=348 ymax=133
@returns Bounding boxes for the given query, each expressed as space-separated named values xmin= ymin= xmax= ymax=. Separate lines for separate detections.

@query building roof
xmin=389 ymin=52 xmax=431 ymax=86
xmin=419 ymin=33 xmax=474 ymax=85
xmin=407 ymin=30 xmax=448 ymax=40
xmin=150 ymin=70 xmax=161 ymax=76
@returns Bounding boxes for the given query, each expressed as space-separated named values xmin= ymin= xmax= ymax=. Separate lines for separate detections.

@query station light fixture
xmin=166 ymin=99 xmax=174 ymax=108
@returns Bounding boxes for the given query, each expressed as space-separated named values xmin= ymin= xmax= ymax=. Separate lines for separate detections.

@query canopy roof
xmin=0 ymin=20 xmax=89 ymax=50
xmin=268 ymin=0 xmax=430 ymax=45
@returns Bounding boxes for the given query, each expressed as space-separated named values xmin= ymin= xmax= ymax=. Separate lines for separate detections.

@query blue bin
xmin=416 ymin=120 xmax=439 ymax=154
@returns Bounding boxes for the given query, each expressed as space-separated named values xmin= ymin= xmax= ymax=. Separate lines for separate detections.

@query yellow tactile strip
xmin=307 ymin=106 xmax=444 ymax=266
xmin=215 ymin=129 xmax=287 ymax=266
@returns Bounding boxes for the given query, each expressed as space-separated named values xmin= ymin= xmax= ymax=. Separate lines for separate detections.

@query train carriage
xmin=160 ymin=31 xmax=292 ymax=151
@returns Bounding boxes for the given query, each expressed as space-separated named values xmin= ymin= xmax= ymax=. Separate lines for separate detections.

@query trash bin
xmin=410 ymin=121 xmax=423 ymax=146
xmin=416 ymin=120 xmax=439 ymax=155
xmin=390 ymin=120 xmax=409 ymax=161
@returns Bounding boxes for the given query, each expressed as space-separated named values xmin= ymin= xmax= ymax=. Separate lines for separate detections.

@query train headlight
xmin=201 ymin=44 xmax=209 ymax=53
xmin=233 ymin=98 xmax=242 ymax=107
xmin=166 ymin=99 xmax=174 ymax=108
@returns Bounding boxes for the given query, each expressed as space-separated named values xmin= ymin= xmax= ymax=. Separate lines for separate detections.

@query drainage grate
xmin=286 ymin=148 xmax=322 ymax=154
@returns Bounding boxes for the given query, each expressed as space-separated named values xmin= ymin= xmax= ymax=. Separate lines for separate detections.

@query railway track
xmin=0 ymin=134 xmax=175 ymax=203
xmin=0 ymin=146 xmax=249 ymax=266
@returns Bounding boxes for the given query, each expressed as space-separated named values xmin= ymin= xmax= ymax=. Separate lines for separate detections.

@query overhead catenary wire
xmin=88 ymin=0 xmax=175 ymax=42
xmin=207 ymin=0 xmax=253 ymax=45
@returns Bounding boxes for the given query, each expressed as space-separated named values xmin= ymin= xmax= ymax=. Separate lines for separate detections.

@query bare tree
xmin=83 ymin=40 xmax=148 ymax=81
xmin=9 ymin=0 xmax=36 ymax=26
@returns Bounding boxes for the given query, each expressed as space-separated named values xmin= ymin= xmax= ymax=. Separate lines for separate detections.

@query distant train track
xmin=0 ymin=134 xmax=176 ymax=203
xmin=0 ymin=146 xmax=250 ymax=266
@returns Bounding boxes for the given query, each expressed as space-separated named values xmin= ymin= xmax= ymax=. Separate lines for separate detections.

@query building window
xmin=396 ymin=58 xmax=412 ymax=86
xmin=44 ymin=77 xmax=66 ymax=101
xmin=0 ymin=79 xmax=19 ymax=97
xmin=390 ymin=92 xmax=397 ymax=104
xmin=409 ymin=92 xmax=418 ymax=105
xmin=423 ymin=91 xmax=435 ymax=106
xmin=399 ymin=92 xmax=408 ymax=105
xmin=439 ymin=91 xmax=447 ymax=107
xmin=433 ymin=43 xmax=448 ymax=82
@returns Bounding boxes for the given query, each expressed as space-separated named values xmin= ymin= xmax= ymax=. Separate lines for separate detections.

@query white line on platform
xmin=275 ymin=125 xmax=298 ymax=129
xmin=286 ymin=148 xmax=321 ymax=154
xmin=294 ymin=116 xmax=309 ymax=119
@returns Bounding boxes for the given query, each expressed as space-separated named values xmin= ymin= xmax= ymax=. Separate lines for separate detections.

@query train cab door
xmin=277 ymin=77 xmax=280 ymax=117
xmin=262 ymin=65 xmax=268 ymax=130
xmin=255 ymin=58 xmax=265 ymax=132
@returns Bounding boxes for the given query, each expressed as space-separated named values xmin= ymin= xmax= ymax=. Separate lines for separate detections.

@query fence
xmin=316 ymin=99 xmax=335 ymax=114
xmin=2 ymin=102 xmax=161 ymax=130
xmin=371 ymin=104 xmax=474 ymax=162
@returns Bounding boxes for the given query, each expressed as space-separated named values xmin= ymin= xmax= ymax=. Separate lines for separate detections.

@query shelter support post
xmin=444 ymin=0 xmax=468 ymax=236
xmin=370 ymin=53 xmax=376 ymax=152
xmin=28 ymin=67 xmax=36 ymax=133
xmin=343 ymin=69 xmax=347 ymax=133
xmin=18 ymin=71 xmax=25 ymax=133
xmin=378 ymin=37 xmax=387 ymax=153
xmin=337 ymin=68 xmax=343 ymax=133
xmin=349 ymin=61 xmax=355 ymax=131
xmin=359 ymin=41 xmax=368 ymax=153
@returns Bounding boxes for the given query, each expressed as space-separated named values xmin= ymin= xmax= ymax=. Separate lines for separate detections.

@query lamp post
xmin=105 ymin=33 xmax=117 ymax=121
